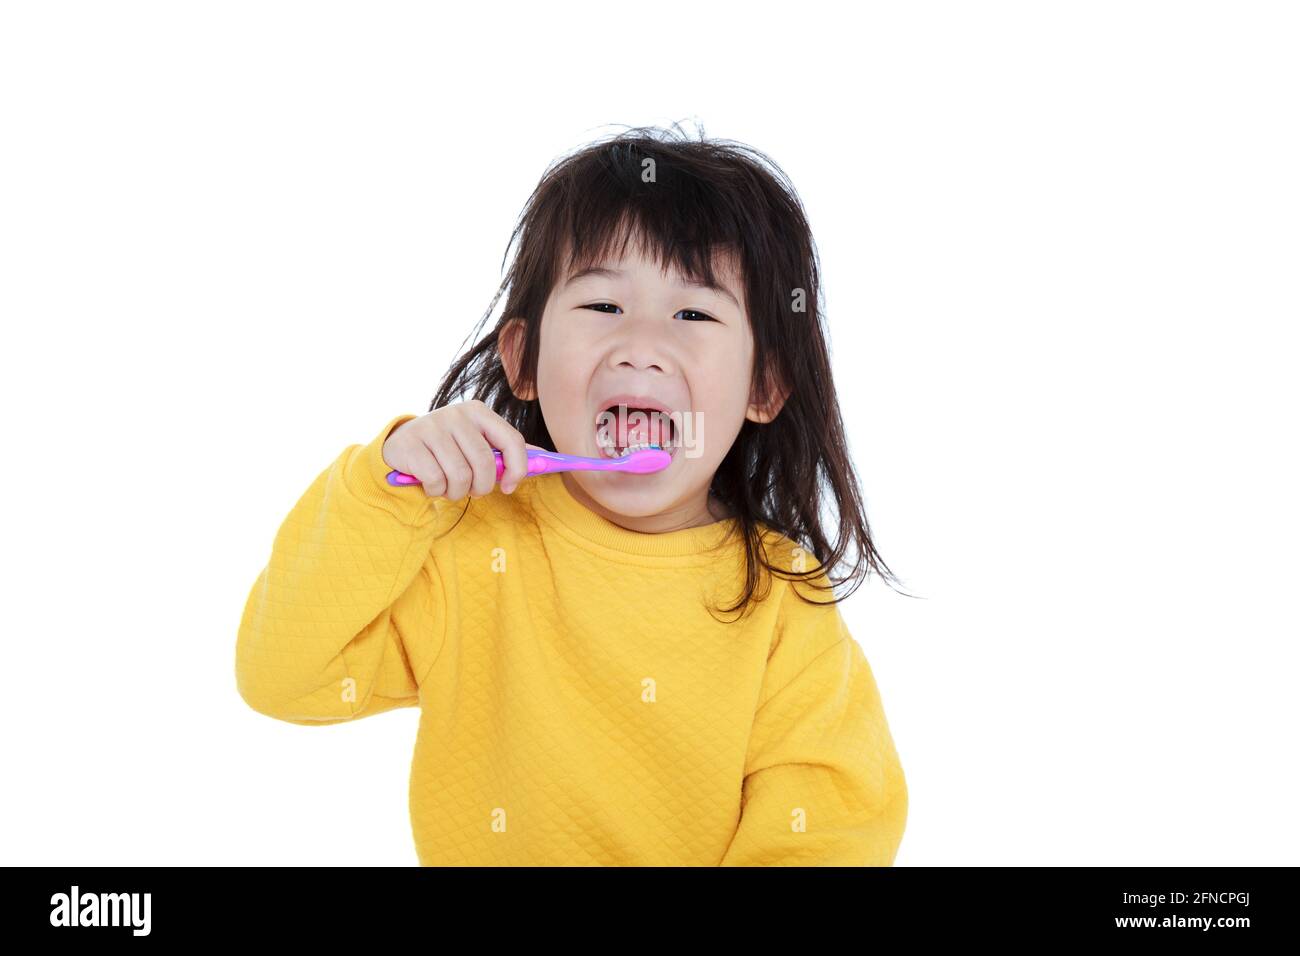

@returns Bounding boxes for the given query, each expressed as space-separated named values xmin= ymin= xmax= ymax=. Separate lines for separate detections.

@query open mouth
xmin=594 ymin=404 xmax=679 ymax=461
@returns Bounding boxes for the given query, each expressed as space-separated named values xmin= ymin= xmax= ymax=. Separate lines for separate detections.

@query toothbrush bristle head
xmin=620 ymin=444 xmax=672 ymax=474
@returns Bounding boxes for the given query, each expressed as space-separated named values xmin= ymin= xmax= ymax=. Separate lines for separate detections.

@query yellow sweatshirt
xmin=236 ymin=413 xmax=908 ymax=866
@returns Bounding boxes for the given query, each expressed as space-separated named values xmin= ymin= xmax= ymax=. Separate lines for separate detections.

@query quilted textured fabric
xmin=236 ymin=413 xmax=908 ymax=865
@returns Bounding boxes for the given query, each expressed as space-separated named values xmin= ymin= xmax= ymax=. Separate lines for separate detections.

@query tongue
xmin=595 ymin=407 xmax=671 ymax=451
xmin=623 ymin=419 xmax=651 ymax=447
xmin=621 ymin=409 xmax=670 ymax=448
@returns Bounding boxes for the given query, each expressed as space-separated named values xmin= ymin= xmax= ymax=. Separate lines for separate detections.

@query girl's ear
xmin=745 ymin=361 xmax=790 ymax=424
xmin=498 ymin=317 xmax=537 ymax=401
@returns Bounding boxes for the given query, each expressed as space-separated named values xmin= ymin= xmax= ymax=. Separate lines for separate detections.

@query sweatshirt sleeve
xmin=719 ymin=579 xmax=908 ymax=866
xmin=235 ymin=413 xmax=449 ymax=725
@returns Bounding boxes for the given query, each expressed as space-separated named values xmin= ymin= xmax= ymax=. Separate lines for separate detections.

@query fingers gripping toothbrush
xmin=385 ymin=444 xmax=671 ymax=486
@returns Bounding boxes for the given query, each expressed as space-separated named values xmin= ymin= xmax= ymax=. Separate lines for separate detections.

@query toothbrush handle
xmin=385 ymin=447 xmax=594 ymax=486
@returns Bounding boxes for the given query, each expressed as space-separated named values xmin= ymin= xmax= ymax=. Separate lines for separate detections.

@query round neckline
xmin=529 ymin=471 xmax=743 ymax=560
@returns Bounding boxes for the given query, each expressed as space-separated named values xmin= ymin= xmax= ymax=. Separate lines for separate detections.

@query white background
xmin=1 ymin=1 xmax=1295 ymax=866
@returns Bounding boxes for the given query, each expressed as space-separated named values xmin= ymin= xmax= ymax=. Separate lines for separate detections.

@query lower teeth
xmin=602 ymin=442 xmax=662 ymax=458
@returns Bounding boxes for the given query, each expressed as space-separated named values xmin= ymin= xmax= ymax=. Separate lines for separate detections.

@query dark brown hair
xmin=430 ymin=122 xmax=915 ymax=617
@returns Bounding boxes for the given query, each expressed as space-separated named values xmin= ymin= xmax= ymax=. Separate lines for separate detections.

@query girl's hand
xmin=382 ymin=400 xmax=538 ymax=499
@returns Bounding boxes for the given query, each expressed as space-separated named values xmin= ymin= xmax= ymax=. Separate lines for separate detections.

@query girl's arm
xmin=235 ymin=414 xmax=447 ymax=725
xmin=719 ymin=581 xmax=908 ymax=866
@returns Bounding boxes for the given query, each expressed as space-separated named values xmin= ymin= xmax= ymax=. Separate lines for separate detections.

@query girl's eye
xmin=580 ymin=303 xmax=716 ymax=322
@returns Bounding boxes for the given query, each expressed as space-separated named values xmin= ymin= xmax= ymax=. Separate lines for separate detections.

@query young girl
xmin=236 ymin=126 xmax=910 ymax=866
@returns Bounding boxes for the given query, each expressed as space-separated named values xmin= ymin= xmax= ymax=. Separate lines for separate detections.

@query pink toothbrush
xmin=385 ymin=445 xmax=672 ymax=486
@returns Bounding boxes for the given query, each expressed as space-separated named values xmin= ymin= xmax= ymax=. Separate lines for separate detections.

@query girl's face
xmin=504 ymin=244 xmax=777 ymax=531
